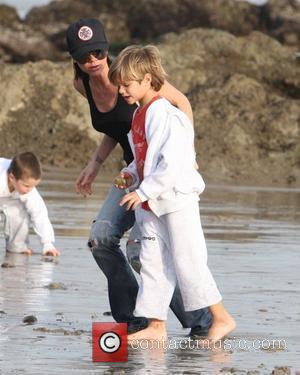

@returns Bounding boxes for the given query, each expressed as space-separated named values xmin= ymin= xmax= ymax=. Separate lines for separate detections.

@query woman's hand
xmin=119 ymin=191 xmax=142 ymax=210
xmin=75 ymin=160 xmax=101 ymax=196
xmin=114 ymin=172 xmax=133 ymax=190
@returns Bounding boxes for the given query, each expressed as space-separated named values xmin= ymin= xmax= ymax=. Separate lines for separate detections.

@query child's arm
xmin=20 ymin=189 xmax=60 ymax=256
xmin=119 ymin=191 xmax=142 ymax=210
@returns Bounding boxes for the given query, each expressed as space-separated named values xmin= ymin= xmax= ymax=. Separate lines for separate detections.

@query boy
xmin=0 ymin=152 xmax=60 ymax=256
xmin=109 ymin=45 xmax=235 ymax=342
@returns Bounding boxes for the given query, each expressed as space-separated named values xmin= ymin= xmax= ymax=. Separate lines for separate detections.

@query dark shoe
xmin=189 ymin=325 xmax=209 ymax=338
xmin=128 ymin=317 xmax=148 ymax=334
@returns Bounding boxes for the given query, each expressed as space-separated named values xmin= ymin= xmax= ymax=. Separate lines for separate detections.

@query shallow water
xmin=0 ymin=168 xmax=299 ymax=374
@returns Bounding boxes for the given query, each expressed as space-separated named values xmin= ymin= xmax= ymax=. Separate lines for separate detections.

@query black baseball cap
xmin=66 ymin=18 xmax=109 ymax=61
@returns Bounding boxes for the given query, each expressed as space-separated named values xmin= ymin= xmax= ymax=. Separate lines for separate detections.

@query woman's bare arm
xmin=76 ymin=134 xmax=118 ymax=196
xmin=158 ymin=80 xmax=193 ymax=124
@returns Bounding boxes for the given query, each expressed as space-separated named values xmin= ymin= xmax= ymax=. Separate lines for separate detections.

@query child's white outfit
xmin=0 ymin=158 xmax=55 ymax=254
xmin=123 ymin=97 xmax=222 ymax=320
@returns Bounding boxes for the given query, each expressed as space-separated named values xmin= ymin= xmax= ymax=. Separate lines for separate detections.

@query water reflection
xmin=0 ymin=168 xmax=299 ymax=374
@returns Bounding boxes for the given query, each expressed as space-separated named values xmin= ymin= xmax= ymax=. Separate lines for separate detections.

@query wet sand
xmin=0 ymin=168 xmax=299 ymax=374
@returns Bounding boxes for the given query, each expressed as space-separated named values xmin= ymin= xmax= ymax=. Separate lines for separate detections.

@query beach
xmin=0 ymin=168 xmax=299 ymax=374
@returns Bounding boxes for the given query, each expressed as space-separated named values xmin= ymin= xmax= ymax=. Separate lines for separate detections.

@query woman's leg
xmin=126 ymin=223 xmax=142 ymax=273
xmin=88 ymin=185 xmax=147 ymax=331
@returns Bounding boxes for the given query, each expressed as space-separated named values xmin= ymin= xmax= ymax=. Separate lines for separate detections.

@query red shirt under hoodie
xmin=131 ymin=96 xmax=161 ymax=211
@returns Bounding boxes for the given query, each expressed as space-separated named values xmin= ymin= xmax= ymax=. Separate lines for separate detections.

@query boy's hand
xmin=120 ymin=191 xmax=142 ymax=210
xmin=114 ymin=172 xmax=133 ymax=189
xmin=43 ymin=248 xmax=60 ymax=257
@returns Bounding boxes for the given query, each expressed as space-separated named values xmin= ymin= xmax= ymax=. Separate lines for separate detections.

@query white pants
xmin=134 ymin=200 xmax=222 ymax=320
xmin=0 ymin=199 xmax=30 ymax=253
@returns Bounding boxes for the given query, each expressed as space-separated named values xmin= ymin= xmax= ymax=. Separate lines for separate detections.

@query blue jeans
xmin=89 ymin=185 xmax=212 ymax=332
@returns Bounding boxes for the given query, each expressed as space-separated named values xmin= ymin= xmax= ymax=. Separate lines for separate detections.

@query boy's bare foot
xmin=21 ymin=248 xmax=33 ymax=255
xmin=207 ymin=316 xmax=236 ymax=342
xmin=127 ymin=320 xmax=167 ymax=342
xmin=43 ymin=248 xmax=60 ymax=257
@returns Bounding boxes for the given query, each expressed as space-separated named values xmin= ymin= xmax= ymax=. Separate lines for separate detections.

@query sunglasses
xmin=77 ymin=50 xmax=107 ymax=64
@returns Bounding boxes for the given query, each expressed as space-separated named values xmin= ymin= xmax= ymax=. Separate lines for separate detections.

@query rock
xmin=25 ymin=0 xmax=135 ymax=54
xmin=0 ymin=5 xmax=62 ymax=63
xmin=128 ymin=0 xmax=262 ymax=40
xmin=23 ymin=315 xmax=37 ymax=324
xmin=44 ymin=282 xmax=67 ymax=290
xmin=0 ymin=27 xmax=299 ymax=187
xmin=24 ymin=0 xmax=300 ymax=53
xmin=159 ymin=29 xmax=299 ymax=93
xmin=263 ymin=0 xmax=300 ymax=48
xmin=220 ymin=367 xmax=244 ymax=374
xmin=1 ymin=262 xmax=15 ymax=268
xmin=0 ymin=0 xmax=296 ymax=64
xmin=0 ymin=4 xmax=20 ymax=26
xmin=271 ymin=366 xmax=291 ymax=375
xmin=33 ymin=327 xmax=85 ymax=335
xmin=0 ymin=61 xmax=123 ymax=171
xmin=159 ymin=28 xmax=300 ymax=186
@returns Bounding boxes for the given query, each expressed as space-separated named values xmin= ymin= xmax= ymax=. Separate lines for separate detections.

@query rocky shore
xmin=0 ymin=0 xmax=299 ymax=186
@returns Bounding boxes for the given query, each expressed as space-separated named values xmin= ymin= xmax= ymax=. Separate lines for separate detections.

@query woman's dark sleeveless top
xmin=82 ymin=75 xmax=137 ymax=165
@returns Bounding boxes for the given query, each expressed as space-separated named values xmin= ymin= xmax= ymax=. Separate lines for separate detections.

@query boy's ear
xmin=144 ymin=73 xmax=152 ymax=86
xmin=8 ymin=172 xmax=16 ymax=181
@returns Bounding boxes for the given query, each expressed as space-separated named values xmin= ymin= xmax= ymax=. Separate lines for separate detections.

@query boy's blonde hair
xmin=108 ymin=45 xmax=166 ymax=91
xmin=8 ymin=152 xmax=41 ymax=180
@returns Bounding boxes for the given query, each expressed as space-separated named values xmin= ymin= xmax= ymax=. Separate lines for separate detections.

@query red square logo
xmin=92 ymin=322 xmax=128 ymax=362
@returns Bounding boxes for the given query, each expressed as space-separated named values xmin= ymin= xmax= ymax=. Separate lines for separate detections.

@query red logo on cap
xmin=78 ymin=26 xmax=93 ymax=41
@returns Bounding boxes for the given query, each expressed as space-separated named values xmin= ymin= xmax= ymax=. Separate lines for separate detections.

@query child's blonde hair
xmin=109 ymin=45 xmax=166 ymax=91
xmin=8 ymin=152 xmax=41 ymax=180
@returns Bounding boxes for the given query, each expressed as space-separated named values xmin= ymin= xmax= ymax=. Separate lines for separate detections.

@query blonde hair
xmin=8 ymin=152 xmax=41 ymax=180
xmin=108 ymin=45 xmax=166 ymax=91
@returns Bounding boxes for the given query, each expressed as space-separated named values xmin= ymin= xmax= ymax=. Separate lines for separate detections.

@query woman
xmin=66 ymin=18 xmax=211 ymax=334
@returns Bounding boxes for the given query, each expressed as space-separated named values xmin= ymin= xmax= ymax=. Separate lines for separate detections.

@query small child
xmin=0 ymin=152 xmax=60 ymax=256
xmin=109 ymin=45 xmax=235 ymax=342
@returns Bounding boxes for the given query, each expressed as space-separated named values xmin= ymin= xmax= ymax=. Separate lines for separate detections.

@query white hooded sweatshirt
xmin=0 ymin=158 xmax=55 ymax=253
xmin=123 ymin=98 xmax=205 ymax=217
